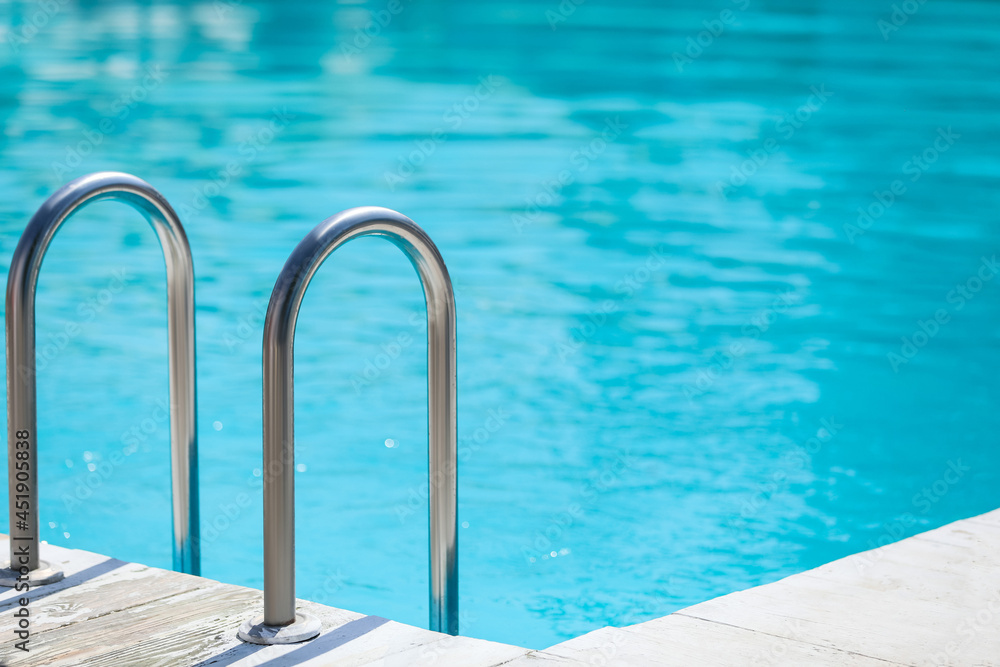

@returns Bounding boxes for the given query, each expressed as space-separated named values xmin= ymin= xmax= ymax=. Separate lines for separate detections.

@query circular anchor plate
xmin=0 ymin=560 xmax=65 ymax=587
xmin=238 ymin=612 xmax=321 ymax=645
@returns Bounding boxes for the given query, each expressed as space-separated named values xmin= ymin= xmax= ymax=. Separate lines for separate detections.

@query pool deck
xmin=1 ymin=507 xmax=998 ymax=665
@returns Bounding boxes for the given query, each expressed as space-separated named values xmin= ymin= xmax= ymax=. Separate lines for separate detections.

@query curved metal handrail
xmin=238 ymin=206 xmax=458 ymax=645
xmin=2 ymin=172 xmax=199 ymax=583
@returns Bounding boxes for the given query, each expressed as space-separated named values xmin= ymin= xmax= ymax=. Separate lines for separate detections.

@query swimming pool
xmin=1 ymin=0 xmax=999 ymax=650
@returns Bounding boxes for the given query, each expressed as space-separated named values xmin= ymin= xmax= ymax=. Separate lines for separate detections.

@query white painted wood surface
xmin=1 ymin=508 xmax=998 ymax=665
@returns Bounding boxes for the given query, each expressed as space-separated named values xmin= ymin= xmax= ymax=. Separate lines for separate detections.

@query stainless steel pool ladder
xmin=1 ymin=172 xmax=199 ymax=584
xmin=238 ymin=206 xmax=458 ymax=644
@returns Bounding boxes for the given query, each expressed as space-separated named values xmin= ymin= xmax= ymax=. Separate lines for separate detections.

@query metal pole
xmin=238 ymin=206 xmax=458 ymax=645
xmin=1 ymin=172 xmax=200 ymax=586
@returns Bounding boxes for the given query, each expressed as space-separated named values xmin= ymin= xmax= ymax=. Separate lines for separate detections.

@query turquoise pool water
xmin=1 ymin=0 xmax=999 ymax=650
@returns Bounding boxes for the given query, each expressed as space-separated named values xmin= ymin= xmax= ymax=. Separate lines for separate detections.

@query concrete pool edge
xmin=548 ymin=507 xmax=1000 ymax=665
xmin=0 ymin=508 xmax=996 ymax=664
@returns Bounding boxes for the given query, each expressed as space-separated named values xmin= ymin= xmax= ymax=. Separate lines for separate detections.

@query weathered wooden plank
xmin=1 ymin=563 xmax=209 ymax=637
xmin=0 ymin=582 xmax=254 ymax=666
xmin=0 ymin=538 xmax=125 ymax=611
